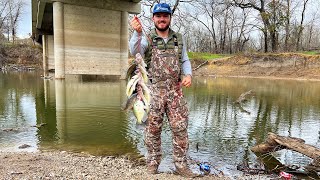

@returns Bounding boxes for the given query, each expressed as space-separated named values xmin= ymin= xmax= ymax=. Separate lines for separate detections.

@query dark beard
xmin=155 ymin=24 xmax=170 ymax=32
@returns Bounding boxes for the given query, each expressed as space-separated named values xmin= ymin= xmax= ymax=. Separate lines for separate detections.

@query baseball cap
xmin=153 ymin=3 xmax=172 ymax=14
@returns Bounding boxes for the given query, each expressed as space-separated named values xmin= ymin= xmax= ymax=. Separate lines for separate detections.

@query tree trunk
xmin=296 ymin=0 xmax=309 ymax=51
xmin=284 ymin=0 xmax=290 ymax=51
xmin=263 ymin=30 xmax=268 ymax=53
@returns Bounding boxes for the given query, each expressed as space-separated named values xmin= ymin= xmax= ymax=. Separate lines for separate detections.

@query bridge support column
xmin=120 ymin=11 xmax=128 ymax=79
xmin=53 ymin=2 xmax=65 ymax=79
xmin=42 ymin=35 xmax=49 ymax=77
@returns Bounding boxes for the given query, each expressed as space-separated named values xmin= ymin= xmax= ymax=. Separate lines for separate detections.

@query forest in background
xmin=1 ymin=0 xmax=320 ymax=54
xmin=133 ymin=0 xmax=320 ymax=54
xmin=0 ymin=0 xmax=25 ymax=44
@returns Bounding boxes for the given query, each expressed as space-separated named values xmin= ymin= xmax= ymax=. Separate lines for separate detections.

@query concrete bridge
xmin=32 ymin=0 xmax=141 ymax=79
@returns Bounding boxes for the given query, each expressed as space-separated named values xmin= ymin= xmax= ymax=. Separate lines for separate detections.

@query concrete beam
xmin=38 ymin=0 xmax=141 ymax=14
xmin=36 ymin=1 xmax=46 ymax=29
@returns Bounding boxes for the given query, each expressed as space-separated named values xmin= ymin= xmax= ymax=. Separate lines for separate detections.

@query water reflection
xmin=39 ymin=75 xmax=138 ymax=155
xmin=0 ymin=72 xmax=138 ymax=156
xmin=0 ymin=72 xmax=319 ymax=176
xmin=183 ymin=77 xmax=320 ymax=173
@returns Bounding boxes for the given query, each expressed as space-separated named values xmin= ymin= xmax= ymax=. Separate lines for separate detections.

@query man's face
xmin=152 ymin=13 xmax=171 ymax=32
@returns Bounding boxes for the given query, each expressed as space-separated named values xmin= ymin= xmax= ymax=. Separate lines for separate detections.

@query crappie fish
xmin=121 ymin=93 xmax=138 ymax=111
xmin=138 ymin=64 xmax=149 ymax=83
xmin=139 ymin=92 xmax=150 ymax=113
xmin=124 ymin=52 xmax=151 ymax=124
xmin=127 ymin=76 xmax=141 ymax=97
xmin=140 ymin=82 xmax=151 ymax=103
xmin=126 ymin=74 xmax=140 ymax=97
xmin=133 ymin=99 xmax=146 ymax=124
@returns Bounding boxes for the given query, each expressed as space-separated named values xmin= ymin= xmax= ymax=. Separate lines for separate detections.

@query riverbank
xmin=0 ymin=150 xmax=277 ymax=179
xmin=192 ymin=53 xmax=320 ymax=81
xmin=0 ymin=43 xmax=42 ymax=71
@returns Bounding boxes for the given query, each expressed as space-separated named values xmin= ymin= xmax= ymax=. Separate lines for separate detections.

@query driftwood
xmin=235 ymin=90 xmax=254 ymax=114
xmin=235 ymin=90 xmax=254 ymax=104
xmin=251 ymin=132 xmax=320 ymax=173
xmin=193 ymin=61 xmax=208 ymax=71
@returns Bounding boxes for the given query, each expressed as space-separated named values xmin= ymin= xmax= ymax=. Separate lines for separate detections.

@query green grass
xmin=188 ymin=52 xmax=226 ymax=61
xmin=300 ymin=51 xmax=320 ymax=55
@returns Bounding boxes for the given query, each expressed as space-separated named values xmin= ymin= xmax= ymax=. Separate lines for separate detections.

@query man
xmin=129 ymin=3 xmax=196 ymax=178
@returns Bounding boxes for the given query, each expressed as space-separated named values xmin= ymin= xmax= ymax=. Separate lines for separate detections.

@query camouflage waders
xmin=144 ymin=40 xmax=189 ymax=170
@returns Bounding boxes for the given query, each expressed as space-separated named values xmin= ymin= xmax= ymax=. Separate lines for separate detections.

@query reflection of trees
xmin=0 ymin=72 xmax=43 ymax=127
xmin=35 ymin=83 xmax=57 ymax=142
xmin=248 ymin=97 xmax=273 ymax=144
xmin=184 ymin=77 xmax=320 ymax=164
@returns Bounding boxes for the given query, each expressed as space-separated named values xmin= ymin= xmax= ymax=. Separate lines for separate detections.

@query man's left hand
xmin=181 ymin=75 xmax=192 ymax=88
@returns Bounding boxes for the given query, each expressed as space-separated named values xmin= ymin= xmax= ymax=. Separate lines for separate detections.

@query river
xmin=0 ymin=71 xmax=319 ymax=177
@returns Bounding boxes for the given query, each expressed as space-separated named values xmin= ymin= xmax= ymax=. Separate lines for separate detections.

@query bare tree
xmin=183 ymin=0 xmax=220 ymax=53
xmin=230 ymin=0 xmax=287 ymax=52
xmin=305 ymin=12 xmax=319 ymax=50
xmin=0 ymin=1 xmax=9 ymax=31
xmin=8 ymin=0 xmax=23 ymax=43
xmin=283 ymin=0 xmax=291 ymax=51
xmin=135 ymin=0 xmax=320 ymax=53
xmin=296 ymin=0 xmax=309 ymax=51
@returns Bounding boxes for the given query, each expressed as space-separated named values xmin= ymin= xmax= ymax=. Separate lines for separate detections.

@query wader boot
xmin=147 ymin=164 xmax=158 ymax=174
xmin=175 ymin=162 xmax=199 ymax=178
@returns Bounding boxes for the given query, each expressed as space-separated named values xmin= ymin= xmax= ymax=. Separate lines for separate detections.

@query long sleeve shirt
xmin=129 ymin=31 xmax=192 ymax=76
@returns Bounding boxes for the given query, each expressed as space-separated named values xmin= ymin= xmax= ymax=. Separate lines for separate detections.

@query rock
xmin=18 ymin=144 xmax=31 ymax=149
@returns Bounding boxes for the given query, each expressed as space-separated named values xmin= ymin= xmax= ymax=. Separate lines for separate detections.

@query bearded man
xmin=129 ymin=3 xmax=196 ymax=178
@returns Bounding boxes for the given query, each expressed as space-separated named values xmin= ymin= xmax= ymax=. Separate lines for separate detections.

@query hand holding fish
xmin=130 ymin=16 xmax=142 ymax=33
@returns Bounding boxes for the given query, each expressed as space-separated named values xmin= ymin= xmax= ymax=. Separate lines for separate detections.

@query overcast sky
xmin=18 ymin=0 xmax=31 ymax=38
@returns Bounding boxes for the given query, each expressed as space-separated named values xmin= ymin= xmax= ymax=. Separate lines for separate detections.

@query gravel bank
xmin=0 ymin=150 xmax=276 ymax=180
xmin=0 ymin=151 xmax=233 ymax=180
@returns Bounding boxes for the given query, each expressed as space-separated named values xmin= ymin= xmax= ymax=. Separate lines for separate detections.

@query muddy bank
xmin=193 ymin=53 xmax=320 ymax=81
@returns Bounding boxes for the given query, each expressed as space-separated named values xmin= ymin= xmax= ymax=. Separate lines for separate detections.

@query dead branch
xmin=235 ymin=90 xmax=254 ymax=104
xmin=193 ymin=60 xmax=208 ymax=71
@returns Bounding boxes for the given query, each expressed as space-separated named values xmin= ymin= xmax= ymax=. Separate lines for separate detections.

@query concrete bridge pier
xmin=42 ymin=35 xmax=48 ymax=77
xmin=53 ymin=2 xmax=65 ymax=79
xmin=33 ymin=0 xmax=141 ymax=78
xmin=120 ymin=11 xmax=128 ymax=80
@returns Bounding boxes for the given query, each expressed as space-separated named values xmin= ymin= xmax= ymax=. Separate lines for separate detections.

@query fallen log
xmin=193 ymin=60 xmax=208 ymax=71
xmin=251 ymin=132 xmax=320 ymax=168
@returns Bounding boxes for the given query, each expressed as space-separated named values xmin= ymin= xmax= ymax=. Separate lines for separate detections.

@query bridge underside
xmin=32 ymin=0 xmax=141 ymax=79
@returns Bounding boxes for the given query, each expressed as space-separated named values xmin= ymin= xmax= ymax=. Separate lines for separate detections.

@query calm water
xmin=1 ymin=71 xmax=319 ymax=176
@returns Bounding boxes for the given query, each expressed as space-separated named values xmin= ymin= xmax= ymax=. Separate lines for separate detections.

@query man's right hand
xmin=130 ymin=16 xmax=142 ymax=33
